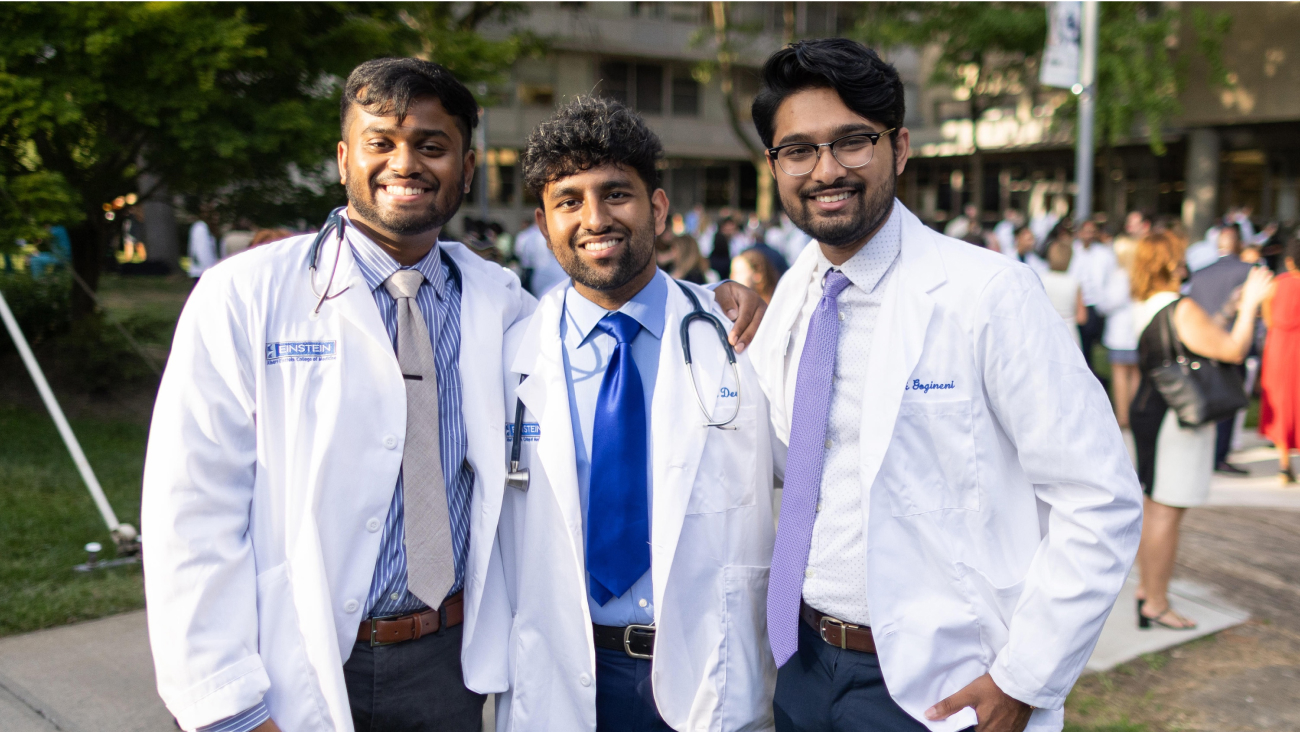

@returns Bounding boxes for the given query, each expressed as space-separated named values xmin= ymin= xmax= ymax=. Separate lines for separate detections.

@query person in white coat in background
xmin=746 ymin=40 xmax=1143 ymax=732
xmin=476 ymin=96 xmax=778 ymax=732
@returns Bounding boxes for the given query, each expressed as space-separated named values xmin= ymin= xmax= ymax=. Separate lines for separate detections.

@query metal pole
xmin=0 ymin=289 xmax=121 ymax=532
xmin=1074 ymin=0 xmax=1098 ymax=225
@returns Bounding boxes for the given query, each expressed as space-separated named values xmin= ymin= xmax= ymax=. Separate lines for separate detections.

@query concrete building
xmin=460 ymin=1 xmax=1300 ymax=245
xmin=456 ymin=1 xmax=847 ymax=235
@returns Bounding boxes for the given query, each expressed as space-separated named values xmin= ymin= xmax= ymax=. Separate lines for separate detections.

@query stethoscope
xmin=307 ymin=206 xmax=353 ymax=314
xmin=506 ymin=279 xmax=741 ymax=493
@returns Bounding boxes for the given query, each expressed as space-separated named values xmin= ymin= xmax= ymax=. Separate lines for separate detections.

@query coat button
xmin=579 ymin=673 xmax=592 ymax=687
xmin=366 ymin=518 xmax=382 ymax=532
xmin=383 ymin=435 xmax=398 ymax=449
xmin=344 ymin=599 xmax=360 ymax=614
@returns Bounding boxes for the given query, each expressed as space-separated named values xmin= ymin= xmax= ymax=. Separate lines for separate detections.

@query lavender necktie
xmin=768 ymin=269 xmax=853 ymax=667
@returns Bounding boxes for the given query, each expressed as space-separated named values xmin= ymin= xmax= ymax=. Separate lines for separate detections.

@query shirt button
xmin=343 ymin=599 xmax=360 ymax=614
xmin=639 ymin=598 xmax=648 ymax=608
xmin=391 ymin=592 xmax=401 ymax=601
xmin=838 ymin=311 xmax=845 ymax=321
xmin=366 ymin=518 xmax=382 ymax=532
xmin=816 ymin=502 xmax=822 ymax=512
xmin=579 ymin=673 xmax=592 ymax=687
xmin=805 ymin=569 xmax=815 ymax=578
xmin=383 ymin=435 xmax=398 ymax=449
xmin=825 ymin=438 xmax=833 ymax=449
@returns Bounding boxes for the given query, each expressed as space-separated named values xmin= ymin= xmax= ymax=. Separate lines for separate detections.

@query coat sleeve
xmin=973 ymin=265 xmax=1143 ymax=710
xmin=141 ymin=268 xmax=269 ymax=730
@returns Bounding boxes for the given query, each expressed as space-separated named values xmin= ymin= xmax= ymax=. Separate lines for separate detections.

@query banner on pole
xmin=1040 ymin=1 xmax=1082 ymax=89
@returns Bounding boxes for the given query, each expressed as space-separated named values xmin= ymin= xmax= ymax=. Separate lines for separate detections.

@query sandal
xmin=1139 ymin=604 xmax=1197 ymax=630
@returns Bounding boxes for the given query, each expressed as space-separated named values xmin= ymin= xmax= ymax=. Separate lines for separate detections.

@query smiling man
xmin=474 ymin=96 xmax=778 ymax=732
xmin=745 ymin=40 xmax=1143 ymax=732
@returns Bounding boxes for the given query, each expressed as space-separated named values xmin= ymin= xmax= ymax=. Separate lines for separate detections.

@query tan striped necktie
xmin=383 ymin=269 xmax=454 ymax=607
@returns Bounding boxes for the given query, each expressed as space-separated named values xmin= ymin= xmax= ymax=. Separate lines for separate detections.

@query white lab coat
xmin=748 ymin=205 xmax=1143 ymax=732
xmin=142 ymin=231 xmax=535 ymax=731
xmin=474 ymin=272 xmax=778 ymax=732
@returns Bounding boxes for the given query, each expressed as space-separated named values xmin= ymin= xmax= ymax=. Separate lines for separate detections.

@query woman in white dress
xmin=1129 ymin=231 xmax=1273 ymax=630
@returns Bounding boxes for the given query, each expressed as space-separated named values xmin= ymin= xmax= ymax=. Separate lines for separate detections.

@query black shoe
xmin=1215 ymin=462 xmax=1249 ymax=476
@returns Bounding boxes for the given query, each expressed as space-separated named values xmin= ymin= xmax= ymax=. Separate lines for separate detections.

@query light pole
xmin=1074 ymin=0 xmax=1098 ymax=225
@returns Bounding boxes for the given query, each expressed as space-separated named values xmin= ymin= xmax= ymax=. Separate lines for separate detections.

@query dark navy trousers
xmin=595 ymin=645 xmax=673 ymax=732
xmin=774 ymin=621 xmax=969 ymax=732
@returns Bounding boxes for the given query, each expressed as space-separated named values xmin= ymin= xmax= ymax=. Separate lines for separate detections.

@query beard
xmin=345 ymin=169 xmax=465 ymax=237
xmin=781 ymin=164 xmax=897 ymax=250
xmin=561 ymin=214 xmax=657 ymax=292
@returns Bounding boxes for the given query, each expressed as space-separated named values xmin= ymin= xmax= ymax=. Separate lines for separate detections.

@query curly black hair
xmin=521 ymin=96 xmax=663 ymax=202
xmin=341 ymin=57 xmax=478 ymax=151
xmin=751 ymin=39 xmax=905 ymax=149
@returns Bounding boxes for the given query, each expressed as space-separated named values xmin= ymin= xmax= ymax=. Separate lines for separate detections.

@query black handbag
xmin=1145 ymin=300 xmax=1247 ymax=428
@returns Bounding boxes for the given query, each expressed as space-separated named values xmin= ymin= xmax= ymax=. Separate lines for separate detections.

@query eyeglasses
xmin=766 ymin=129 xmax=897 ymax=177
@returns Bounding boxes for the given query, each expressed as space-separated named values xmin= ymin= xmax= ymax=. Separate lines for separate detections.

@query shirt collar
xmin=815 ymin=198 xmax=903 ymax=294
xmin=564 ymin=269 xmax=668 ymax=345
xmin=343 ymin=212 xmax=448 ymax=299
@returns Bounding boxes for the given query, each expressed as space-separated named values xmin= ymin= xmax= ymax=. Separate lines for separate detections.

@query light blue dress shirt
xmin=560 ymin=273 xmax=667 ymax=627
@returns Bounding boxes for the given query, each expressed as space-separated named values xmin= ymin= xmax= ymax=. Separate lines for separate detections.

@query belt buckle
xmin=623 ymin=623 xmax=655 ymax=660
xmin=368 ymin=613 xmax=408 ymax=648
xmin=818 ymin=615 xmax=858 ymax=650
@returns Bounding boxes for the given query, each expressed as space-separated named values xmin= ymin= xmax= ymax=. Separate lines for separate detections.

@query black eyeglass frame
xmin=766 ymin=128 xmax=898 ymax=176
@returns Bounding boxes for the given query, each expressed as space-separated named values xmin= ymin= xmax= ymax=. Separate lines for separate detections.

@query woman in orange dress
xmin=1260 ymin=236 xmax=1300 ymax=484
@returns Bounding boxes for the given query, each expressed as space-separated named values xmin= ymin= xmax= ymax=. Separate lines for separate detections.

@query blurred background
xmin=1 ymin=3 xmax=1299 ymax=732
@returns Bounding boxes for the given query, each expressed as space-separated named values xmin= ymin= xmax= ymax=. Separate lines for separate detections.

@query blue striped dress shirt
xmin=200 ymin=222 xmax=472 ymax=732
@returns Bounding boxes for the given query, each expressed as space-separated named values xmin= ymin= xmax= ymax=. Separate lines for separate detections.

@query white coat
xmin=472 ymin=272 xmax=778 ymax=732
xmin=142 ymin=230 xmax=534 ymax=731
xmin=748 ymin=205 xmax=1143 ymax=732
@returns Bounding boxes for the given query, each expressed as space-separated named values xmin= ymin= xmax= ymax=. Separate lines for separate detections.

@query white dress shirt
xmin=1067 ymin=240 xmax=1116 ymax=307
xmin=785 ymin=202 xmax=902 ymax=626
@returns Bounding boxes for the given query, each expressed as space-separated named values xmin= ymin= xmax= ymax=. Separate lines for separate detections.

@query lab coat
xmin=748 ymin=205 xmax=1143 ymax=732
xmin=142 ymin=231 xmax=535 ymax=731
xmin=474 ymin=272 xmax=779 ymax=731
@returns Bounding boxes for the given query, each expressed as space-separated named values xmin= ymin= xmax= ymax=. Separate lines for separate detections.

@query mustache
xmin=799 ymin=179 xmax=865 ymax=198
xmin=567 ymin=222 xmax=633 ymax=248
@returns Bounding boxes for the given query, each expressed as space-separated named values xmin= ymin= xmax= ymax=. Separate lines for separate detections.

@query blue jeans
xmin=343 ymin=624 xmax=485 ymax=732
xmin=595 ymin=645 xmax=672 ymax=732
xmin=774 ymin=621 xmax=967 ymax=732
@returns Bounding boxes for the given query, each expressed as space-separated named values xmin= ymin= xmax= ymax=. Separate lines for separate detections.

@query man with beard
xmin=745 ymin=40 xmax=1142 ymax=732
xmin=142 ymin=58 xmax=767 ymax=732
xmin=475 ymin=96 xmax=778 ymax=731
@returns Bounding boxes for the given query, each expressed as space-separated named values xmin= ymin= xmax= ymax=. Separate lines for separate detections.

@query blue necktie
xmin=587 ymin=312 xmax=650 ymax=605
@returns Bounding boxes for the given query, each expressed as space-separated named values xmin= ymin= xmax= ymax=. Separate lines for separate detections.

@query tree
xmin=849 ymin=2 xmax=1232 ymax=211
xmin=693 ymin=1 xmax=776 ymax=221
xmin=0 ymin=3 xmax=409 ymax=315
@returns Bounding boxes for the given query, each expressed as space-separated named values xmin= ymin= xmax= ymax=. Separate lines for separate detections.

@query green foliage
xmin=0 ymin=171 xmax=80 ymax=253
xmin=1063 ymin=722 xmax=1148 ymax=732
xmin=398 ymin=2 xmax=542 ymax=103
xmin=847 ymin=2 xmax=1233 ymax=155
xmin=0 ymin=269 xmax=71 ymax=347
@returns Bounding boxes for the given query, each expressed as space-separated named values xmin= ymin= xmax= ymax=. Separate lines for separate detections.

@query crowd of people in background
xmin=454 ymin=198 xmax=1300 ymax=636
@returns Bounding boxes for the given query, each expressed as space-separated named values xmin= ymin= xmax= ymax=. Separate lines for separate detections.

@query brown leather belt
xmin=801 ymin=601 xmax=875 ymax=654
xmin=357 ymin=592 xmax=464 ymax=647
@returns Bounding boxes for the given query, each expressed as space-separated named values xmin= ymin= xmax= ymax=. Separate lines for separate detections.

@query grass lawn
xmin=0 ymin=401 xmax=146 ymax=637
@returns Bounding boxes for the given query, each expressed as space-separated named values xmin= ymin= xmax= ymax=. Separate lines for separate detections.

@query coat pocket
xmin=255 ymin=564 xmax=331 ymax=731
xmin=718 ymin=565 xmax=777 ymax=731
xmin=687 ymin=405 xmax=759 ymax=514
xmin=887 ymin=398 xmax=980 ymax=516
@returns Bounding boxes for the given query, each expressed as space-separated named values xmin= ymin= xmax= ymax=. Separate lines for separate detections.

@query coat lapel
xmin=856 ymin=207 xmax=946 ymax=493
xmin=513 ymin=290 xmax=589 ymax=587
xmin=648 ymin=275 xmax=721 ymax=611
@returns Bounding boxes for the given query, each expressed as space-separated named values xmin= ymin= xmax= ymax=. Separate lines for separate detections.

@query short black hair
xmin=521 ymin=96 xmax=662 ymax=201
xmin=752 ymin=39 xmax=906 ymax=149
xmin=340 ymin=57 xmax=478 ymax=150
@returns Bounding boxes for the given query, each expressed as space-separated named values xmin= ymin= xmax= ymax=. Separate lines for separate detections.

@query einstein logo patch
xmin=505 ymin=422 xmax=540 ymax=443
xmin=266 ymin=340 xmax=338 ymax=364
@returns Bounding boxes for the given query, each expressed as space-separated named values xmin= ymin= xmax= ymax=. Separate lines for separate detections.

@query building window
xmin=486 ymin=149 xmax=518 ymax=205
xmin=518 ymin=84 xmax=555 ymax=107
xmin=705 ymin=166 xmax=733 ymax=207
xmin=672 ymin=74 xmax=700 ymax=116
xmin=598 ymin=61 xmax=665 ymax=114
